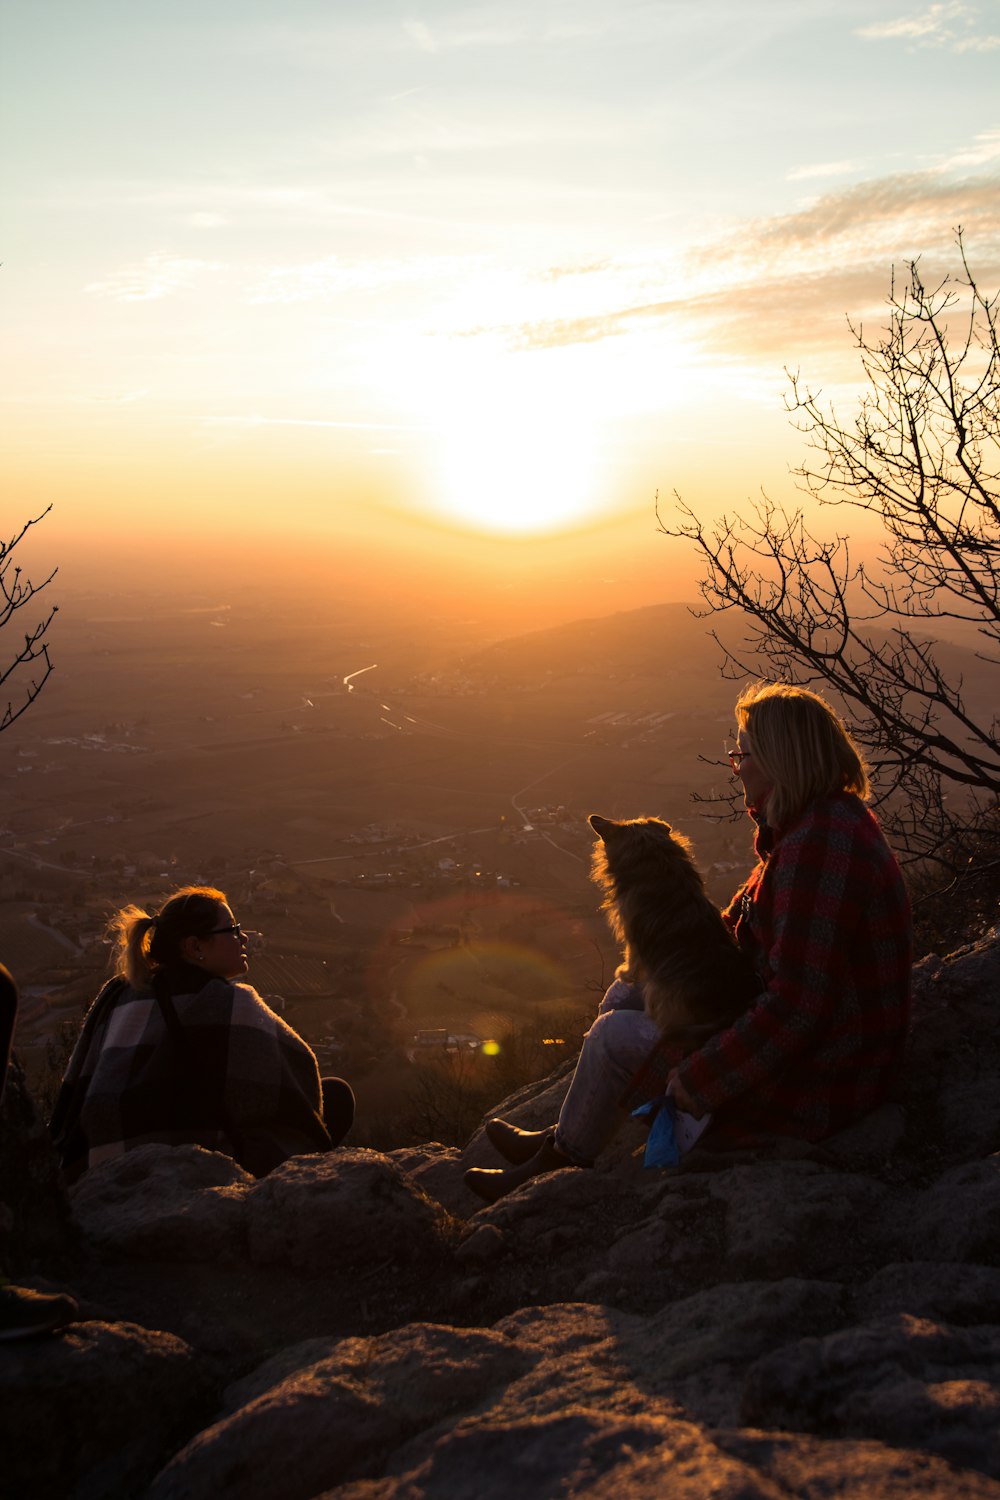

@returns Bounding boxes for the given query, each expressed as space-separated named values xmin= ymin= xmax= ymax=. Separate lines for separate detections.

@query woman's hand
xmin=667 ymin=1069 xmax=705 ymax=1119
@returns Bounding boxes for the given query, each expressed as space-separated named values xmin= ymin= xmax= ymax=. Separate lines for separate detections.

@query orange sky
xmin=3 ymin=1 xmax=999 ymax=599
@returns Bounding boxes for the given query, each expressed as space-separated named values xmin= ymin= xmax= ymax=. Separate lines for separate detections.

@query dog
xmin=589 ymin=813 xmax=759 ymax=1044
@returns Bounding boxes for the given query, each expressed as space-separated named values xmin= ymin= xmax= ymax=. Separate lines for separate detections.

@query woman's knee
xmin=586 ymin=1007 xmax=661 ymax=1069
xmin=598 ymin=978 xmax=645 ymax=1015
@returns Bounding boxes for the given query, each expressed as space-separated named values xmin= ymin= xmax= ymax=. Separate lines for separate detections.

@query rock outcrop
xmin=7 ymin=931 xmax=1000 ymax=1497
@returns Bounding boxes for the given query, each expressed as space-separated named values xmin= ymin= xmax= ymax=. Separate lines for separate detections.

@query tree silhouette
xmin=1 ymin=506 xmax=57 ymax=732
xmin=663 ymin=234 xmax=1000 ymax=875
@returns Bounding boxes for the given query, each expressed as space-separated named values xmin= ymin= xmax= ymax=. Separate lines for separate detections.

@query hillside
xmin=455 ymin=602 xmax=732 ymax=683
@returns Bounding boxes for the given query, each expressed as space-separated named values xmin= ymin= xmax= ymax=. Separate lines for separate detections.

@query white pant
xmin=553 ymin=981 xmax=662 ymax=1165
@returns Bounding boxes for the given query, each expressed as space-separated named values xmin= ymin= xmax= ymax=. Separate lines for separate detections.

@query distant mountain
xmin=456 ymin=603 xmax=731 ymax=685
xmin=458 ymin=602 xmax=1000 ymax=722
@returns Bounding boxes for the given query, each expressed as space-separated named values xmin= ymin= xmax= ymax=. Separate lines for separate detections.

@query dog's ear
xmin=589 ymin=814 xmax=616 ymax=841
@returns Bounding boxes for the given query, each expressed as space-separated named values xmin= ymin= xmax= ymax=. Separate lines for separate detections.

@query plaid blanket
xmin=622 ymin=793 xmax=912 ymax=1145
xmin=50 ymin=961 xmax=331 ymax=1179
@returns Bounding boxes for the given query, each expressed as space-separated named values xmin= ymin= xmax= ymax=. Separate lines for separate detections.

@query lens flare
xmin=367 ymin=890 xmax=587 ymax=1035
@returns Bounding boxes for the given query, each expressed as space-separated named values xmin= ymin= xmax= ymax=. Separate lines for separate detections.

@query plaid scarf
xmin=50 ymin=961 xmax=331 ymax=1179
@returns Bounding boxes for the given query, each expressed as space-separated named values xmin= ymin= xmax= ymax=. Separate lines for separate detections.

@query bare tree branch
xmin=0 ymin=506 xmax=58 ymax=731
xmin=659 ymin=233 xmax=1000 ymax=875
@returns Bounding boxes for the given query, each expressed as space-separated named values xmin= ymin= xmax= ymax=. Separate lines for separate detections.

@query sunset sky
xmin=3 ymin=1 xmax=999 ymax=584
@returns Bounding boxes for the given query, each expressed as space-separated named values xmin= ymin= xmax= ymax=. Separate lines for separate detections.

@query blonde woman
xmin=468 ymin=683 xmax=912 ymax=1201
xmin=51 ymin=886 xmax=353 ymax=1180
xmin=656 ymin=681 xmax=911 ymax=1135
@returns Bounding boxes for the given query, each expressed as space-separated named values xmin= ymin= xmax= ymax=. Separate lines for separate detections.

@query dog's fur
xmin=590 ymin=813 xmax=759 ymax=1042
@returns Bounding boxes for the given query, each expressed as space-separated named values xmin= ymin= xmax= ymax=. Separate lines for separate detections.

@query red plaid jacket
xmin=624 ymin=793 xmax=912 ymax=1143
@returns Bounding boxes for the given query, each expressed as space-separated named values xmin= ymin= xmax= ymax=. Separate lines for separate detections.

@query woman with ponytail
xmin=50 ymin=885 xmax=354 ymax=1180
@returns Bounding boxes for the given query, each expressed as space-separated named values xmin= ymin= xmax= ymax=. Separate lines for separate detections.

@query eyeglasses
xmin=205 ymin=923 xmax=246 ymax=939
xmin=727 ymin=748 xmax=751 ymax=771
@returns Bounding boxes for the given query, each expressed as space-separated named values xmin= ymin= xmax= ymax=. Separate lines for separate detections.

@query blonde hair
xmin=107 ymin=885 xmax=228 ymax=988
xmin=735 ymin=682 xmax=869 ymax=832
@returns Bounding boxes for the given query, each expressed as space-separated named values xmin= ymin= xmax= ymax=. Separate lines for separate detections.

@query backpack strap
xmin=153 ymin=982 xmax=246 ymax=1163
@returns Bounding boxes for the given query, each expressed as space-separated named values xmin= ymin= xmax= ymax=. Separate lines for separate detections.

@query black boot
xmin=0 ymin=1283 xmax=78 ymax=1342
xmin=485 ymin=1116 xmax=557 ymax=1165
xmin=465 ymin=1133 xmax=573 ymax=1204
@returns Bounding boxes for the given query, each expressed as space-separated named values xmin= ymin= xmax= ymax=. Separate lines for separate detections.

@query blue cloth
xmin=631 ymin=1093 xmax=680 ymax=1168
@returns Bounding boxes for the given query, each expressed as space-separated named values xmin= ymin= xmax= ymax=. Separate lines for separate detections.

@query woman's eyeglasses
xmin=204 ymin=922 xmax=264 ymax=954
xmin=727 ymin=748 xmax=750 ymax=771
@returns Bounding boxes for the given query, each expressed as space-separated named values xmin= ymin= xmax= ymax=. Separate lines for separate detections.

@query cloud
xmin=73 ymin=179 xmax=441 ymax=233
xmin=465 ymin=278 xmax=871 ymax=365
xmin=443 ymin=160 xmax=1000 ymax=374
xmin=858 ymin=1 xmax=968 ymax=40
xmin=953 ymin=30 xmax=1000 ymax=50
xmin=234 ymin=8 xmax=587 ymax=71
xmin=497 ymin=300 xmax=684 ymax=352
xmin=248 ymin=256 xmax=396 ymax=304
xmin=202 ymin=415 xmax=424 ymax=432
xmin=396 ymin=9 xmax=614 ymax=55
xmin=680 ymin=268 xmax=910 ymax=364
xmin=85 ymin=390 xmax=149 ymax=404
xmin=185 ymin=212 xmax=229 ymax=229
xmin=857 ymin=1 xmax=1000 ymax=50
xmin=941 ymin=128 xmax=1000 ymax=170
xmin=540 ymin=260 xmax=614 ymax=281
xmin=787 ymin=160 xmax=863 ymax=183
xmin=681 ymin=168 xmax=1000 ymax=355
xmin=247 ymin=252 xmax=480 ymax=304
xmin=84 ymin=254 xmax=224 ymax=302
xmin=402 ymin=18 xmax=438 ymax=53
xmin=314 ymin=97 xmax=627 ymax=165
xmin=704 ymin=165 xmax=1000 ymax=278
xmin=128 ymin=183 xmax=338 ymax=221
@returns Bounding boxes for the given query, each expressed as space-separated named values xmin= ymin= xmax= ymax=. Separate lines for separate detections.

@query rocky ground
xmin=5 ymin=930 xmax=1000 ymax=1498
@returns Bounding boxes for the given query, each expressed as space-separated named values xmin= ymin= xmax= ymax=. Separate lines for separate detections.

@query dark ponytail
xmin=106 ymin=886 xmax=227 ymax=986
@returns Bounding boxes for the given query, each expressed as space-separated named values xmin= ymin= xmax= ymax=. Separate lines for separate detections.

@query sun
xmin=434 ymin=372 xmax=603 ymax=535
xmin=371 ymin=316 xmax=702 ymax=537
xmin=400 ymin=337 xmax=609 ymax=536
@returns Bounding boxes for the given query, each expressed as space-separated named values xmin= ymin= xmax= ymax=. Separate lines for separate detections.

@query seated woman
xmin=467 ymin=682 xmax=913 ymax=1202
xmin=51 ymin=886 xmax=354 ymax=1180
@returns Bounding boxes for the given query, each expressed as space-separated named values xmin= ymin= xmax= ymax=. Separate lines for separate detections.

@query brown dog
xmin=589 ymin=813 xmax=758 ymax=1043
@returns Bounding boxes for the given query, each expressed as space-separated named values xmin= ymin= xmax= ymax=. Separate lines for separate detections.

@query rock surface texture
xmin=7 ymin=931 xmax=1000 ymax=1497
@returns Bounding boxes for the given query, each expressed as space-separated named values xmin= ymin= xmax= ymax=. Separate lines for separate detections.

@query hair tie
xmin=147 ymin=913 xmax=159 ymax=928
